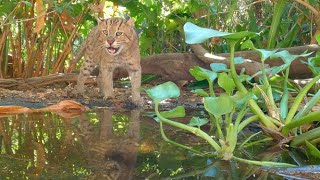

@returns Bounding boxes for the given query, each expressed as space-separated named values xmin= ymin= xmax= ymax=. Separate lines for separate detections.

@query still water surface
xmin=0 ymin=108 xmax=318 ymax=179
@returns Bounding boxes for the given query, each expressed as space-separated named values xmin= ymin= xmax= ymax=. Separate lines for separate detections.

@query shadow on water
xmin=0 ymin=109 xmax=320 ymax=179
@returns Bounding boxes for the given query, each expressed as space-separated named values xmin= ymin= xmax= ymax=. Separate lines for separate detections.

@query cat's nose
xmin=107 ymin=39 xmax=115 ymax=45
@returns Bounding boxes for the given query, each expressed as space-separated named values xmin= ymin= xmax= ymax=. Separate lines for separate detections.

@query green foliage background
xmin=0 ymin=0 xmax=318 ymax=78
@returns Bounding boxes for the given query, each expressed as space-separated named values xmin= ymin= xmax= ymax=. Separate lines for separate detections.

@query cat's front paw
xmin=132 ymin=97 xmax=144 ymax=107
xmin=103 ymin=95 xmax=114 ymax=101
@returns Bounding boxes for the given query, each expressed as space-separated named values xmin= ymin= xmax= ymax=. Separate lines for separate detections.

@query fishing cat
xmin=72 ymin=17 xmax=141 ymax=105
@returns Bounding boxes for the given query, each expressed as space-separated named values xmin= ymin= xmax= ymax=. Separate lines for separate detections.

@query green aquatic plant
xmin=145 ymin=81 xmax=296 ymax=167
xmin=184 ymin=22 xmax=320 ymax=148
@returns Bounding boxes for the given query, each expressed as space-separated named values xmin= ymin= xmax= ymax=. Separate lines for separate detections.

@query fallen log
xmin=190 ymin=44 xmax=320 ymax=78
xmin=0 ymin=44 xmax=319 ymax=89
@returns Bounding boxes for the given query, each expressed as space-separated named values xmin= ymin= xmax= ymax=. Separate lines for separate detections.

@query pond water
xmin=0 ymin=108 xmax=319 ymax=179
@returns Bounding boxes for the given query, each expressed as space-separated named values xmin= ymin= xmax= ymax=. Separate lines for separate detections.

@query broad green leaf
xmin=241 ymin=40 xmax=277 ymax=62
xmin=210 ymin=63 xmax=227 ymax=72
xmin=160 ymin=106 xmax=186 ymax=119
xmin=269 ymin=64 xmax=288 ymax=76
xmin=188 ymin=117 xmax=209 ymax=127
xmin=204 ymin=95 xmax=235 ymax=118
xmin=223 ymin=31 xmax=258 ymax=40
xmin=241 ymin=39 xmax=256 ymax=50
xmin=191 ymin=89 xmax=209 ymax=97
xmin=153 ymin=106 xmax=186 ymax=123
xmin=271 ymin=50 xmax=313 ymax=64
xmin=234 ymin=57 xmax=245 ymax=64
xmin=184 ymin=22 xmax=231 ymax=44
xmin=305 ymin=141 xmax=320 ymax=159
xmin=232 ymin=91 xmax=256 ymax=109
xmin=218 ymin=72 xmax=235 ymax=95
xmin=184 ymin=22 xmax=257 ymax=44
xmin=303 ymin=55 xmax=320 ymax=75
xmin=145 ymin=81 xmax=180 ymax=103
xmin=189 ymin=66 xmax=217 ymax=82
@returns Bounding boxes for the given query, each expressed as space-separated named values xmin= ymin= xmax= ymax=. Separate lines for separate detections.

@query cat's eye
xmin=116 ymin=32 xmax=123 ymax=36
xmin=102 ymin=30 xmax=108 ymax=35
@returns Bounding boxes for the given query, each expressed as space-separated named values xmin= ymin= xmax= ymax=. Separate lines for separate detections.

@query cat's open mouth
xmin=107 ymin=47 xmax=119 ymax=55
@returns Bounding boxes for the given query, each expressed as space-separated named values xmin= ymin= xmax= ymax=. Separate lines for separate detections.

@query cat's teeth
xmin=107 ymin=48 xmax=117 ymax=54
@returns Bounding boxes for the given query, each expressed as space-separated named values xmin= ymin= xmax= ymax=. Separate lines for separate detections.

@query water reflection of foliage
xmin=0 ymin=112 xmax=89 ymax=178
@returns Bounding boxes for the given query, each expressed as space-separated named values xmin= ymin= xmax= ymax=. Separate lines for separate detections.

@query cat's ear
xmin=126 ymin=18 xmax=135 ymax=26
xmin=96 ymin=17 xmax=103 ymax=25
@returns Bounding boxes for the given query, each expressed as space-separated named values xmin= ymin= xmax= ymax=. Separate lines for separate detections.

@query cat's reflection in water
xmin=79 ymin=108 xmax=140 ymax=180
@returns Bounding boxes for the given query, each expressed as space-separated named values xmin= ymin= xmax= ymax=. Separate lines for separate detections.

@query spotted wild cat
xmin=72 ymin=17 xmax=141 ymax=105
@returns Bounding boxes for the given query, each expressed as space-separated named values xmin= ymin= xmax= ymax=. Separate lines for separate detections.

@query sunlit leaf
xmin=33 ymin=0 xmax=46 ymax=33
xmin=218 ymin=72 xmax=235 ymax=95
xmin=184 ymin=22 xmax=257 ymax=44
xmin=153 ymin=106 xmax=186 ymax=122
xmin=232 ymin=91 xmax=256 ymax=109
xmin=191 ymin=89 xmax=209 ymax=97
xmin=223 ymin=31 xmax=258 ymax=40
xmin=271 ymin=50 xmax=313 ymax=64
xmin=234 ymin=57 xmax=245 ymax=64
xmin=269 ymin=64 xmax=288 ymax=76
xmin=145 ymin=81 xmax=180 ymax=103
xmin=160 ymin=106 xmax=186 ymax=119
xmin=184 ymin=22 xmax=231 ymax=44
xmin=303 ymin=55 xmax=320 ymax=75
xmin=210 ymin=63 xmax=227 ymax=72
xmin=241 ymin=39 xmax=255 ymax=50
xmin=305 ymin=141 xmax=320 ymax=159
xmin=204 ymin=95 xmax=235 ymax=118
xmin=188 ymin=117 xmax=209 ymax=127
xmin=189 ymin=66 xmax=217 ymax=82
xmin=241 ymin=39 xmax=277 ymax=62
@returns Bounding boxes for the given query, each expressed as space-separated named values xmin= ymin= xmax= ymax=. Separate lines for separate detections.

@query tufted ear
xmin=126 ymin=18 xmax=135 ymax=26
xmin=96 ymin=17 xmax=103 ymax=25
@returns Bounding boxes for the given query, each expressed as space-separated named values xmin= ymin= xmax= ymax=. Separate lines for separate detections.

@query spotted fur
xmin=74 ymin=17 xmax=141 ymax=104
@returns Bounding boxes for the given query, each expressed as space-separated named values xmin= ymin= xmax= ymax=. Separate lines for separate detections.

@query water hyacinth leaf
xmin=271 ymin=50 xmax=313 ymax=64
xmin=305 ymin=141 xmax=320 ymax=159
xmin=204 ymin=95 xmax=235 ymax=118
xmin=160 ymin=106 xmax=186 ymax=119
xmin=241 ymin=39 xmax=256 ymax=50
xmin=210 ymin=63 xmax=228 ymax=72
xmin=190 ymin=66 xmax=217 ymax=82
xmin=145 ymin=81 xmax=180 ymax=103
xmin=184 ymin=22 xmax=232 ymax=44
xmin=191 ymin=89 xmax=209 ymax=97
xmin=241 ymin=39 xmax=277 ymax=62
xmin=223 ymin=31 xmax=258 ymax=40
xmin=188 ymin=117 xmax=209 ymax=127
xmin=184 ymin=22 xmax=258 ymax=44
xmin=203 ymin=166 xmax=218 ymax=177
xmin=303 ymin=55 xmax=320 ymax=75
xmin=269 ymin=64 xmax=287 ymax=76
xmin=218 ymin=72 xmax=235 ymax=95
xmin=234 ymin=57 xmax=245 ymax=64
xmin=232 ymin=91 xmax=256 ymax=109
